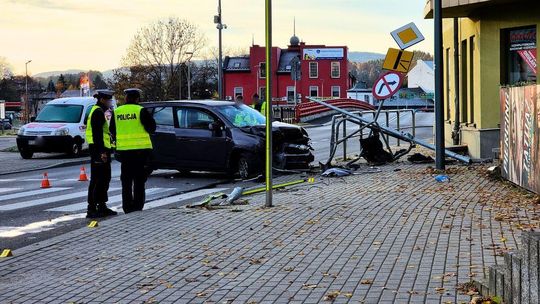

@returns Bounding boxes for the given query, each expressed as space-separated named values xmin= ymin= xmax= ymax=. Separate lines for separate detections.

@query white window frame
xmin=309 ymin=62 xmax=318 ymax=78
xmin=331 ymin=86 xmax=341 ymax=98
xmin=331 ymin=62 xmax=340 ymax=78
xmin=286 ymin=86 xmax=296 ymax=102
xmin=309 ymin=86 xmax=319 ymax=97
xmin=234 ymin=87 xmax=244 ymax=97
xmin=259 ymin=62 xmax=266 ymax=79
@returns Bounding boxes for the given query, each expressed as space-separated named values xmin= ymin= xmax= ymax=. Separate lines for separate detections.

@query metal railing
xmin=272 ymin=106 xmax=296 ymax=124
xmin=327 ymin=109 xmax=425 ymax=165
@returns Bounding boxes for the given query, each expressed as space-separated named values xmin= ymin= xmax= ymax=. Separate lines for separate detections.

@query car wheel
xmin=19 ymin=149 xmax=33 ymax=159
xmin=237 ymin=153 xmax=258 ymax=180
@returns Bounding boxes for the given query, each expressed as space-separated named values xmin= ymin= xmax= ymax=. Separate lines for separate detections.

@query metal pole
xmin=343 ymin=119 xmax=347 ymax=160
xmin=25 ymin=60 xmax=31 ymax=123
xmin=187 ymin=61 xmax=192 ymax=100
xmin=179 ymin=64 xmax=182 ymax=100
xmin=434 ymin=0 xmax=446 ymax=170
xmin=217 ymin=0 xmax=224 ymax=100
xmin=452 ymin=17 xmax=461 ymax=145
xmin=265 ymin=0 xmax=273 ymax=208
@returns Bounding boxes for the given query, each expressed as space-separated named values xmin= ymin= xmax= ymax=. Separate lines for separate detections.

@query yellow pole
xmin=265 ymin=0 xmax=273 ymax=207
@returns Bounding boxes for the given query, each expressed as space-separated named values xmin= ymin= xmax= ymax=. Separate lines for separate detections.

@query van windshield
xmin=35 ymin=105 xmax=84 ymax=123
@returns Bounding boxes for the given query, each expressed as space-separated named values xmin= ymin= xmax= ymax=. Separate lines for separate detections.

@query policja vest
xmin=86 ymin=105 xmax=112 ymax=149
xmin=114 ymin=104 xmax=153 ymax=151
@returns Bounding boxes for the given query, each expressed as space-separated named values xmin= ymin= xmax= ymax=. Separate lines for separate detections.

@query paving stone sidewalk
xmin=1 ymin=163 xmax=539 ymax=304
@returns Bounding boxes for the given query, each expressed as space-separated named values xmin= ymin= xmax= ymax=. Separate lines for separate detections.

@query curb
xmin=0 ymin=158 xmax=90 ymax=176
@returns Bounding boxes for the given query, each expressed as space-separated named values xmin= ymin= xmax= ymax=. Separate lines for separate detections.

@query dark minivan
xmin=142 ymin=100 xmax=314 ymax=179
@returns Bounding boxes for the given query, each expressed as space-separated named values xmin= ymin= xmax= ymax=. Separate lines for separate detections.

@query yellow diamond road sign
xmin=383 ymin=48 xmax=414 ymax=73
xmin=391 ymin=22 xmax=425 ymax=50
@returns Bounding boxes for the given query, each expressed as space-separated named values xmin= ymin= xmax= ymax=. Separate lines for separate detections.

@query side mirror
xmin=30 ymin=117 xmax=36 ymax=122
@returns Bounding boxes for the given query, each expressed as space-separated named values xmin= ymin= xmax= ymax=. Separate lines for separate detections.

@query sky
xmin=0 ymin=0 xmax=433 ymax=75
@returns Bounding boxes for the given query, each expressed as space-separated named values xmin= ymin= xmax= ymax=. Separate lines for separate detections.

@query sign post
xmin=265 ymin=0 xmax=273 ymax=208
xmin=0 ymin=100 xmax=4 ymax=135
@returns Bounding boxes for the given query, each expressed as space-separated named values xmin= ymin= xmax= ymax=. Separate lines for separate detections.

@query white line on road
xmin=0 ymin=188 xmax=20 ymax=194
xmin=0 ymin=187 xmax=71 ymax=202
xmin=0 ymin=187 xmax=120 ymax=211
xmin=46 ymin=188 xmax=176 ymax=212
xmin=142 ymin=188 xmax=229 ymax=209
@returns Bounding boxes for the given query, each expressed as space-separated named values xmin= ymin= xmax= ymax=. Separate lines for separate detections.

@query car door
xmin=175 ymin=106 xmax=231 ymax=170
xmin=148 ymin=106 xmax=177 ymax=168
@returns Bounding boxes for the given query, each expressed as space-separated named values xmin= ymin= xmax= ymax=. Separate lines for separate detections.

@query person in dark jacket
xmin=86 ymin=89 xmax=117 ymax=218
xmin=110 ymin=88 xmax=156 ymax=213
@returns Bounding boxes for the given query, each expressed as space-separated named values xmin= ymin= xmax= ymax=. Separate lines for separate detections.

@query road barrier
xmin=295 ymin=98 xmax=375 ymax=122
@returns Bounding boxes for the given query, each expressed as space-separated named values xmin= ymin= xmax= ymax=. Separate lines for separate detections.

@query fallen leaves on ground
xmin=323 ymin=291 xmax=340 ymax=301
xmin=360 ymin=279 xmax=373 ymax=285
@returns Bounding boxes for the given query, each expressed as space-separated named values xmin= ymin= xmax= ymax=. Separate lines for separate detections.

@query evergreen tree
xmin=56 ymin=74 xmax=67 ymax=93
xmin=47 ymin=80 xmax=55 ymax=92
xmin=93 ymin=74 xmax=107 ymax=89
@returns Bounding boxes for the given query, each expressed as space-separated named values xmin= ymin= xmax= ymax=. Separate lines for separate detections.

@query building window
xmin=501 ymin=26 xmax=537 ymax=85
xmin=445 ymin=48 xmax=450 ymax=121
xmin=286 ymin=86 xmax=295 ymax=102
xmin=309 ymin=86 xmax=319 ymax=97
xmin=259 ymin=87 xmax=266 ymax=102
xmin=331 ymin=86 xmax=340 ymax=98
xmin=461 ymin=39 xmax=468 ymax=124
xmin=259 ymin=62 xmax=266 ymax=79
xmin=331 ymin=62 xmax=340 ymax=78
xmin=234 ymin=87 xmax=243 ymax=98
xmin=469 ymin=36 xmax=475 ymax=124
xmin=309 ymin=62 xmax=318 ymax=78
xmin=364 ymin=95 xmax=370 ymax=103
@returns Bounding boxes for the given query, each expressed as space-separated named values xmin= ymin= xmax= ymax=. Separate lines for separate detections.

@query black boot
xmin=97 ymin=204 xmax=118 ymax=217
xmin=86 ymin=205 xmax=100 ymax=218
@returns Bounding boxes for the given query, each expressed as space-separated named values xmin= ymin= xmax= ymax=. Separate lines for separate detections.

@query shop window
xmin=309 ymin=62 xmax=318 ymax=78
xmin=331 ymin=62 xmax=340 ymax=78
xmin=501 ymin=26 xmax=537 ymax=85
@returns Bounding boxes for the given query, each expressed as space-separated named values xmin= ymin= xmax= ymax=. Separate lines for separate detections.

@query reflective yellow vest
xmin=114 ymin=104 xmax=153 ymax=151
xmin=251 ymin=102 xmax=267 ymax=117
xmin=86 ymin=105 xmax=112 ymax=149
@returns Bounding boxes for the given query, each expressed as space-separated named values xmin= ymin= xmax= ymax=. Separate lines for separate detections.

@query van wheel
xmin=238 ymin=152 xmax=258 ymax=180
xmin=69 ymin=142 xmax=83 ymax=157
xmin=19 ymin=149 xmax=33 ymax=159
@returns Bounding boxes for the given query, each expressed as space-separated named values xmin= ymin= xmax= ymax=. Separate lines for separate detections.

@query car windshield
xmin=217 ymin=104 xmax=266 ymax=127
xmin=35 ymin=105 xmax=84 ymax=123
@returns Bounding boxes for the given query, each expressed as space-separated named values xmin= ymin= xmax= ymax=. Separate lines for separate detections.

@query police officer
xmin=86 ymin=89 xmax=117 ymax=218
xmin=251 ymin=93 xmax=267 ymax=117
xmin=110 ymin=88 xmax=156 ymax=213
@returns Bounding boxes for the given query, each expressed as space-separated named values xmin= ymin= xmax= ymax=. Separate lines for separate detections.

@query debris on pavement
xmin=407 ymin=152 xmax=434 ymax=164
xmin=434 ymin=174 xmax=450 ymax=183
xmin=321 ymin=167 xmax=352 ymax=177
xmin=220 ymin=187 xmax=243 ymax=206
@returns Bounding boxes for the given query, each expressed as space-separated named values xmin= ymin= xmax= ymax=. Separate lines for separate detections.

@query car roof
xmin=142 ymin=100 xmax=236 ymax=107
xmin=46 ymin=97 xmax=97 ymax=106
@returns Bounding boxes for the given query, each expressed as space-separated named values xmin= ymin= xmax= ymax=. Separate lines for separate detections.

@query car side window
xmin=178 ymin=108 xmax=216 ymax=129
xmin=153 ymin=106 xmax=174 ymax=126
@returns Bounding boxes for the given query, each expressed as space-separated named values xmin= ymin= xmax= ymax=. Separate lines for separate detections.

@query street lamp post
xmin=265 ymin=0 xmax=273 ymax=208
xmin=185 ymin=52 xmax=194 ymax=100
xmin=214 ymin=0 xmax=227 ymax=100
xmin=25 ymin=60 xmax=32 ymax=123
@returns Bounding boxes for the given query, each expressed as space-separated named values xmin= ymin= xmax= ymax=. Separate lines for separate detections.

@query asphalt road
xmin=0 ymin=111 xmax=433 ymax=250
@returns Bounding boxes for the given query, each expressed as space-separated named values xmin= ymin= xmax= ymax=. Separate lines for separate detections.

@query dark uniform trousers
xmin=87 ymin=146 xmax=111 ymax=209
xmin=120 ymin=149 xmax=150 ymax=213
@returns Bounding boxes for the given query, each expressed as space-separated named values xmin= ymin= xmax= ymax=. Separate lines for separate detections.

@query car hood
xmin=240 ymin=122 xmax=308 ymax=143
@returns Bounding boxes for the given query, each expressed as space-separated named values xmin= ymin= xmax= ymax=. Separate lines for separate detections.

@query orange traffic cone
xmin=78 ymin=166 xmax=88 ymax=182
xmin=41 ymin=172 xmax=51 ymax=188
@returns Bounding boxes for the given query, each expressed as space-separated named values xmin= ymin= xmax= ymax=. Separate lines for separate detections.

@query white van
xmin=17 ymin=97 xmax=115 ymax=159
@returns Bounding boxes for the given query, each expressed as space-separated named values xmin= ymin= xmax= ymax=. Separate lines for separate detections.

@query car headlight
xmin=17 ymin=127 xmax=26 ymax=135
xmin=54 ymin=128 xmax=70 ymax=136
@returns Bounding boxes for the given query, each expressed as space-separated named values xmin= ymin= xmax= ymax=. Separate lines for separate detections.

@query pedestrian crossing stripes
xmin=0 ymin=188 xmax=120 ymax=211
xmin=46 ymin=188 xmax=176 ymax=212
xmin=0 ymin=188 xmax=19 ymax=194
xmin=0 ymin=187 xmax=71 ymax=202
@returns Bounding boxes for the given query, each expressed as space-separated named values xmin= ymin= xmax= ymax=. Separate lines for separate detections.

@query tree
xmin=92 ymin=73 xmax=107 ymax=89
xmin=0 ymin=57 xmax=13 ymax=80
xmin=56 ymin=74 xmax=67 ymax=93
xmin=47 ymin=80 xmax=55 ymax=92
xmin=118 ymin=17 xmax=206 ymax=101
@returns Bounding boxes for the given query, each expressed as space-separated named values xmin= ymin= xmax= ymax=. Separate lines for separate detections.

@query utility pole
xmin=215 ymin=0 xmax=226 ymax=100
xmin=25 ymin=60 xmax=32 ymax=123
xmin=434 ymin=0 xmax=445 ymax=170
xmin=186 ymin=52 xmax=194 ymax=100
xmin=265 ymin=0 xmax=273 ymax=208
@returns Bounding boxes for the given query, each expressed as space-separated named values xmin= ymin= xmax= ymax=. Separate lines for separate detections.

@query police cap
xmin=94 ymin=89 xmax=115 ymax=99
xmin=124 ymin=88 xmax=143 ymax=98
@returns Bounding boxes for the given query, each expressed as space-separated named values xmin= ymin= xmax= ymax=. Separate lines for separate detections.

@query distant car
xmin=16 ymin=97 xmax=116 ymax=159
xmin=142 ymin=100 xmax=314 ymax=179
xmin=0 ymin=119 xmax=12 ymax=130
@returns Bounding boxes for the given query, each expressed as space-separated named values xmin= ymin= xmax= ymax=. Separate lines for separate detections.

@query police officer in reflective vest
xmin=110 ymin=88 xmax=156 ymax=213
xmin=251 ymin=93 xmax=267 ymax=117
xmin=86 ymin=89 xmax=117 ymax=218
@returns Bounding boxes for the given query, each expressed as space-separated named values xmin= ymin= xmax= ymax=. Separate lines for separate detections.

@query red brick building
xmin=223 ymin=36 xmax=353 ymax=106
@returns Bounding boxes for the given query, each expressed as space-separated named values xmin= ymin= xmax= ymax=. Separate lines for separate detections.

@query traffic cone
xmin=41 ymin=172 xmax=51 ymax=188
xmin=78 ymin=166 xmax=88 ymax=182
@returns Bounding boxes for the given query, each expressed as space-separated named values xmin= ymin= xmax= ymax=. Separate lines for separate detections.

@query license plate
xmin=28 ymin=140 xmax=35 ymax=145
